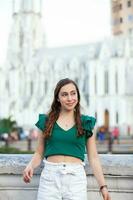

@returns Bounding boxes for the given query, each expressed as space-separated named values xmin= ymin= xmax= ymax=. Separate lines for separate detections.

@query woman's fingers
xmin=23 ymin=164 xmax=34 ymax=184
xmin=23 ymin=171 xmax=30 ymax=179
xmin=29 ymin=169 xmax=33 ymax=178
xmin=23 ymin=169 xmax=32 ymax=183
xmin=23 ymin=174 xmax=31 ymax=183
xmin=23 ymin=176 xmax=30 ymax=183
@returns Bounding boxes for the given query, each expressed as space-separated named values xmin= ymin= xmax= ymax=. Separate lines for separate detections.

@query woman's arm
xmin=28 ymin=132 xmax=45 ymax=169
xmin=86 ymin=134 xmax=106 ymax=186
xmin=23 ymin=132 xmax=45 ymax=183
xmin=86 ymin=134 xmax=111 ymax=200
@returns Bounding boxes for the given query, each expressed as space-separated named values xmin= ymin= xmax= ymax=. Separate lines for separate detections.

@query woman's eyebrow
xmin=61 ymin=91 xmax=68 ymax=94
xmin=61 ymin=90 xmax=76 ymax=93
xmin=61 ymin=91 xmax=67 ymax=93
xmin=69 ymin=90 xmax=76 ymax=93
xmin=70 ymin=90 xmax=76 ymax=92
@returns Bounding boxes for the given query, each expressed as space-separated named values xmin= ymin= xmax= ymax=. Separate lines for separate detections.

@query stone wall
xmin=0 ymin=154 xmax=133 ymax=200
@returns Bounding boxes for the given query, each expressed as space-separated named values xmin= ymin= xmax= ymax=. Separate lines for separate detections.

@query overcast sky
xmin=0 ymin=0 xmax=111 ymax=65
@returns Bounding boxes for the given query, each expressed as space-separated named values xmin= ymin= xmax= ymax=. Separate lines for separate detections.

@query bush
xmin=0 ymin=146 xmax=34 ymax=154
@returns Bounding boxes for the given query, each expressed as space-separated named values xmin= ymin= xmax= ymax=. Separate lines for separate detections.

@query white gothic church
xmin=0 ymin=0 xmax=133 ymax=135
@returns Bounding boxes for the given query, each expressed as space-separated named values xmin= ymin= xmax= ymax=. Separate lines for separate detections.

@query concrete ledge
xmin=0 ymin=154 xmax=133 ymax=200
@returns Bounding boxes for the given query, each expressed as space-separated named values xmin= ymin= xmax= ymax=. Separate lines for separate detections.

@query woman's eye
xmin=62 ymin=93 xmax=67 ymax=96
xmin=71 ymin=92 xmax=76 ymax=95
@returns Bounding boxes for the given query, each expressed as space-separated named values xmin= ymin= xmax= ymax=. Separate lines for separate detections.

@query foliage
xmin=0 ymin=146 xmax=34 ymax=154
xmin=0 ymin=116 xmax=17 ymax=134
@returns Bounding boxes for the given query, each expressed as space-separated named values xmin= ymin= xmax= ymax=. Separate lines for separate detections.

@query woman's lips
xmin=66 ymin=102 xmax=75 ymax=106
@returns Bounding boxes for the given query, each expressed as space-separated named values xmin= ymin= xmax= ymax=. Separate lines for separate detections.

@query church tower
xmin=8 ymin=0 xmax=44 ymax=69
xmin=5 ymin=0 xmax=45 ymax=126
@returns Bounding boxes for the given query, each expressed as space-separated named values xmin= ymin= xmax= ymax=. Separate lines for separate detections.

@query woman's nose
xmin=67 ymin=94 xmax=72 ymax=100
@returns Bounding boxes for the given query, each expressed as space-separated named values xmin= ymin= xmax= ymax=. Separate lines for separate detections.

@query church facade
xmin=0 ymin=0 xmax=133 ymax=135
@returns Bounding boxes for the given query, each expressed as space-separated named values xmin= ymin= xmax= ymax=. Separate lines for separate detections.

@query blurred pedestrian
xmin=97 ymin=126 xmax=106 ymax=144
xmin=112 ymin=126 xmax=119 ymax=144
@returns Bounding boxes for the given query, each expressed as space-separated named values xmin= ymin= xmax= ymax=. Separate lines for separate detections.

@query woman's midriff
xmin=47 ymin=155 xmax=82 ymax=163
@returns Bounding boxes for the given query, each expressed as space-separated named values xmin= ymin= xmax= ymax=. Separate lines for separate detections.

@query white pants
xmin=37 ymin=160 xmax=87 ymax=200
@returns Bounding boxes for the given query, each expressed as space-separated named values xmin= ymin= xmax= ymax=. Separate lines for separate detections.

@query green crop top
xmin=35 ymin=114 xmax=96 ymax=161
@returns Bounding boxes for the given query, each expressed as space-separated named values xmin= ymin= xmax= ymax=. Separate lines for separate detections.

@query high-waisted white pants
xmin=37 ymin=160 xmax=87 ymax=200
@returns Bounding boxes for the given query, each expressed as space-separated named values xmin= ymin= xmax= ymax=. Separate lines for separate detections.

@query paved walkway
xmin=0 ymin=138 xmax=133 ymax=153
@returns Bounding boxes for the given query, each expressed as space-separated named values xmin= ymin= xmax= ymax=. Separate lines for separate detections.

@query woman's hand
xmin=23 ymin=163 xmax=34 ymax=183
xmin=101 ymin=187 xmax=111 ymax=200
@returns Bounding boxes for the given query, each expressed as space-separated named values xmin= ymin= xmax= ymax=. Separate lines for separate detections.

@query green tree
xmin=0 ymin=116 xmax=17 ymax=146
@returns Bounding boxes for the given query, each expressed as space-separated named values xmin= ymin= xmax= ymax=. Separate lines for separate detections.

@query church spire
xmin=12 ymin=0 xmax=42 ymax=15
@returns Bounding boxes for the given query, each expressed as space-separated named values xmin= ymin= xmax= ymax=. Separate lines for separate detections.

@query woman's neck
xmin=59 ymin=109 xmax=75 ymax=118
xmin=58 ymin=109 xmax=75 ymax=125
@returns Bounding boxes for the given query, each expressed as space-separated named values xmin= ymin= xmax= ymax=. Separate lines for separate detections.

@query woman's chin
xmin=65 ymin=106 xmax=75 ymax=111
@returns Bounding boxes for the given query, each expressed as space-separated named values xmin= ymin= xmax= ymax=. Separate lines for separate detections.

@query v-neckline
xmin=55 ymin=122 xmax=76 ymax=132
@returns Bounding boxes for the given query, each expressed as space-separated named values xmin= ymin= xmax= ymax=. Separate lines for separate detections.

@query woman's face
xmin=58 ymin=83 xmax=78 ymax=111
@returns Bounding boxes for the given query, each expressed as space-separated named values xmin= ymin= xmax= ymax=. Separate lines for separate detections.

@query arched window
xmin=104 ymin=70 xmax=108 ymax=94
xmin=30 ymin=81 xmax=33 ymax=95
xmin=116 ymin=111 xmax=119 ymax=124
xmin=94 ymin=73 xmax=97 ymax=94
xmin=104 ymin=109 xmax=109 ymax=128
xmin=115 ymin=72 xmax=118 ymax=93
xmin=95 ymin=112 xmax=97 ymax=119
xmin=45 ymin=80 xmax=48 ymax=94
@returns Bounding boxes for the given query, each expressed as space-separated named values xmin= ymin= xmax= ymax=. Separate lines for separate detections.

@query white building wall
xmin=118 ymin=59 xmax=126 ymax=95
xmin=1 ymin=1 xmax=133 ymax=135
xmin=97 ymin=62 xmax=104 ymax=96
xmin=89 ymin=60 xmax=96 ymax=96
xmin=108 ymin=59 xmax=116 ymax=95
xmin=96 ymin=98 xmax=105 ymax=125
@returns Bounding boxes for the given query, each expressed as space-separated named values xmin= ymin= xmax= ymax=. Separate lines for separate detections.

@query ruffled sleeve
xmin=81 ymin=115 xmax=96 ymax=138
xmin=35 ymin=114 xmax=48 ymax=132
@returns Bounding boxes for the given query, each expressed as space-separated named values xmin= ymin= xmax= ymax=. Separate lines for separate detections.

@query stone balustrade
xmin=0 ymin=154 xmax=133 ymax=200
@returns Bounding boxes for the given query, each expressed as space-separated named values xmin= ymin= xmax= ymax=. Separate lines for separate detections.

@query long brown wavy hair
xmin=43 ymin=78 xmax=84 ymax=138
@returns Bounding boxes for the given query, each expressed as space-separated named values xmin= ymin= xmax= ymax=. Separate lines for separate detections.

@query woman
xmin=23 ymin=78 xmax=111 ymax=200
